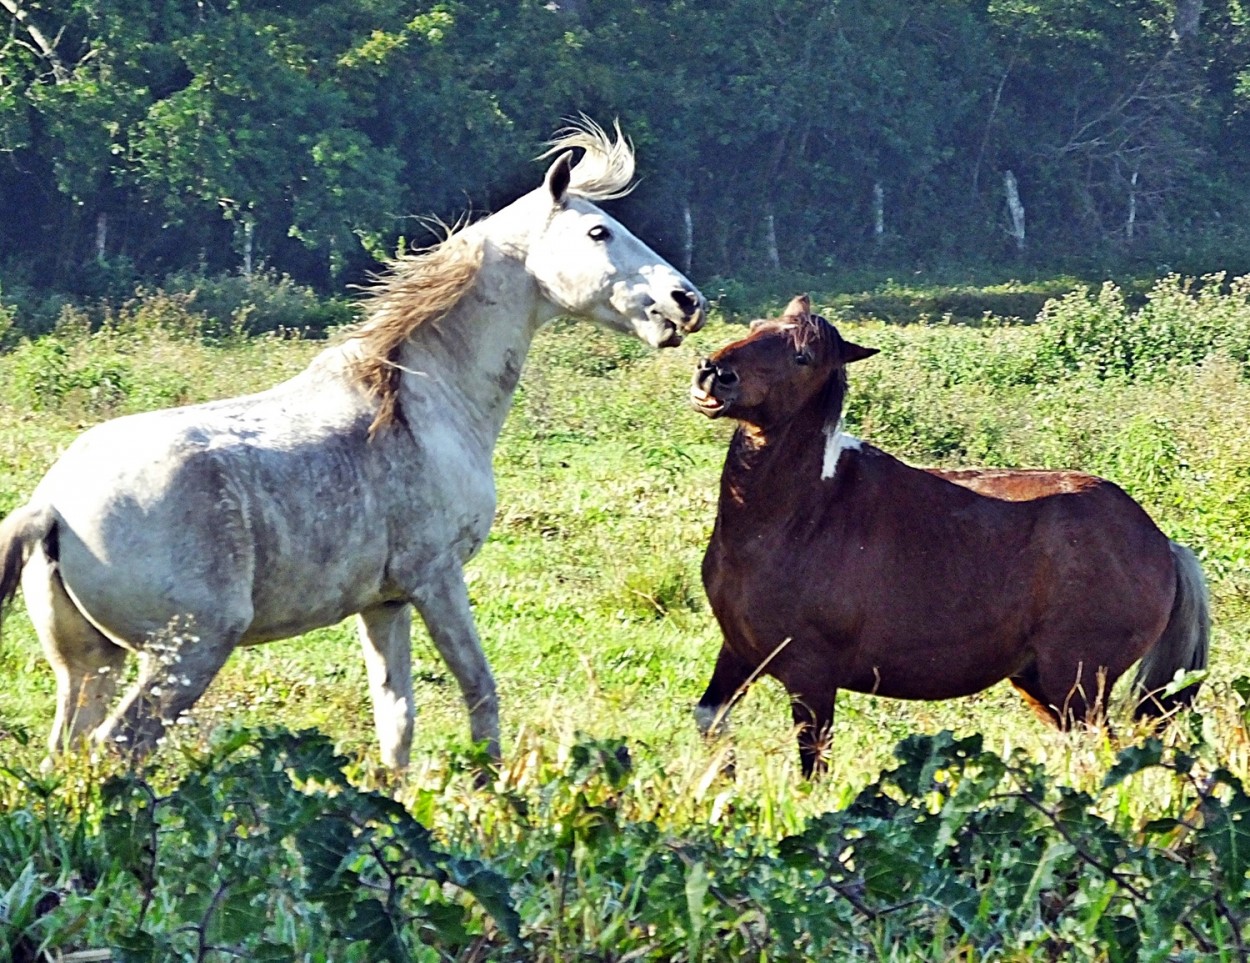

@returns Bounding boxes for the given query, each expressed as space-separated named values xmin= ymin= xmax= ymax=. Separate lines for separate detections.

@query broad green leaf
xmin=685 ymin=858 xmax=709 ymax=960
xmin=1103 ymin=739 xmax=1164 ymax=789
xmin=1198 ymin=771 xmax=1250 ymax=886
xmin=209 ymin=877 xmax=270 ymax=945
xmin=1097 ymin=911 xmax=1142 ymax=963
xmin=344 ymin=897 xmax=409 ymax=963
xmin=457 ymin=868 xmax=522 ymax=945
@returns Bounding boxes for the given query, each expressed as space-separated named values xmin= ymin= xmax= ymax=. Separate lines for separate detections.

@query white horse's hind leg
xmin=357 ymin=601 xmax=415 ymax=769
xmin=411 ymin=566 xmax=500 ymax=761
xmin=21 ymin=554 xmax=126 ymax=756
xmin=96 ymin=612 xmax=248 ymax=756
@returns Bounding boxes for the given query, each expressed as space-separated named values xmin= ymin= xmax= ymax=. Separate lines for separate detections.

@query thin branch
xmin=0 ymin=0 xmax=68 ymax=82
xmin=1009 ymin=787 xmax=1217 ymax=954
xmin=196 ymin=881 xmax=233 ymax=961
xmin=973 ymin=48 xmax=1017 ymax=194
xmin=1215 ymin=891 xmax=1250 ymax=961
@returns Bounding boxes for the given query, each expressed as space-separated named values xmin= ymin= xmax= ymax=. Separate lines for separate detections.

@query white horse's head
xmin=524 ymin=122 xmax=706 ymax=348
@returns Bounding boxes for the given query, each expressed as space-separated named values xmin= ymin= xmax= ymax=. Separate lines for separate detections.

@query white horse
xmin=0 ymin=121 xmax=705 ymax=768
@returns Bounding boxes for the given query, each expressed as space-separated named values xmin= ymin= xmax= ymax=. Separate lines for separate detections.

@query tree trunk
xmin=764 ymin=205 xmax=780 ymax=271
xmin=872 ymin=182 xmax=885 ymax=246
xmin=1126 ymin=169 xmax=1138 ymax=242
xmin=681 ymin=197 xmax=694 ymax=276
xmin=95 ymin=212 xmax=107 ymax=264
xmin=1004 ymin=170 xmax=1026 ymax=253
xmin=1173 ymin=0 xmax=1203 ymax=40
xmin=242 ymin=216 xmax=255 ymax=276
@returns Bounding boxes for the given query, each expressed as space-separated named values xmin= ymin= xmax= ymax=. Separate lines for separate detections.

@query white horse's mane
xmin=348 ymin=119 xmax=636 ymax=434
xmin=540 ymin=116 xmax=637 ymax=201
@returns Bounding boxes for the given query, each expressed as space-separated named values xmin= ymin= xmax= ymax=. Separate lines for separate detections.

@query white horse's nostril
xmin=672 ymin=288 xmax=699 ymax=317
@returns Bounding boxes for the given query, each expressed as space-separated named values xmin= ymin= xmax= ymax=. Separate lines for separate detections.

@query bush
xmin=9 ymin=724 xmax=1250 ymax=960
xmin=1037 ymin=274 xmax=1250 ymax=381
xmin=0 ymin=728 xmax=521 ymax=961
xmin=162 ymin=270 xmax=356 ymax=338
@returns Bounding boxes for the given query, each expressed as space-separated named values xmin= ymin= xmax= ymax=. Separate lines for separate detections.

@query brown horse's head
xmin=690 ymin=294 xmax=877 ymax=429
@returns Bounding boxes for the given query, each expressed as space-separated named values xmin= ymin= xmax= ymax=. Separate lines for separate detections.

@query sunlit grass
xmin=1 ymin=290 xmax=1249 ymax=832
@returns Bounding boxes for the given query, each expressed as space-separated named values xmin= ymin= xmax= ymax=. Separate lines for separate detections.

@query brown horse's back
xmin=709 ymin=446 xmax=1174 ymax=705
xmin=931 ymin=467 xmax=1100 ymax=501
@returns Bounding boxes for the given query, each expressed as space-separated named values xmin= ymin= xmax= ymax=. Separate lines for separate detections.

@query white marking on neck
xmin=821 ymin=418 xmax=861 ymax=480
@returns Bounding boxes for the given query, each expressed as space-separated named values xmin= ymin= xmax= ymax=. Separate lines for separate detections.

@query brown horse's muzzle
xmin=690 ymin=357 xmax=736 ymax=417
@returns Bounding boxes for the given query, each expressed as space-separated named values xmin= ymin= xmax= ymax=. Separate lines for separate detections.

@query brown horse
xmin=690 ymin=295 xmax=1210 ymax=777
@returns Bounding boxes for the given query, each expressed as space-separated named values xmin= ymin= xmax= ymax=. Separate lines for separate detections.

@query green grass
xmin=2 ymin=283 xmax=1249 ymax=794
xmin=3 ymin=278 xmax=1250 ymax=958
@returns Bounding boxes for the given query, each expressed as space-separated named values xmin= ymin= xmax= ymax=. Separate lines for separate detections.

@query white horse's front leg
xmin=411 ymin=565 xmax=500 ymax=761
xmin=356 ymin=601 xmax=415 ymax=769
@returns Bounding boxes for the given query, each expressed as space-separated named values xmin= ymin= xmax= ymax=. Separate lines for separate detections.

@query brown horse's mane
xmin=347 ymin=119 xmax=636 ymax=437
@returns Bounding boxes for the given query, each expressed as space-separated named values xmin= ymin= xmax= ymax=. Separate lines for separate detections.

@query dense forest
xmin=2 ymin=0 xmax=1249 ymax=301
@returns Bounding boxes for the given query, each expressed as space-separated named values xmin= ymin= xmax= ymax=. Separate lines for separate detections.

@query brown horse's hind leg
xmin=1014 ymin=656 xmax=1113 ymax=730
xmin=791 ymin=689 xmax=837 ymax=780
xmin=1009 ymin=664 xmax=1062 ymax=728
xmin=21 ymin=551 xmax=127 ymax=758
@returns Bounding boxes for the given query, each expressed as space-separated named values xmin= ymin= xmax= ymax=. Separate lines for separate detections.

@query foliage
xmin=1 ymin=728 xmax=520 ymax=961
xmin=4 ymin=1 xmax=1250 ymax=295
xmin=8 ymin=722 xmax=1250 ymax=959
xmin=160 ymin=270 xmax=356 ymax=338
xmin=1036 ymin=274 xmax=1250 ymax=380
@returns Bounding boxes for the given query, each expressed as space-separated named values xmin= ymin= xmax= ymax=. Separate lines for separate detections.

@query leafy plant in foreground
xmin=92 ymin=728 xmax=521 ymax=961
xmin=11 ymin=718 xmax=1250 ymax=959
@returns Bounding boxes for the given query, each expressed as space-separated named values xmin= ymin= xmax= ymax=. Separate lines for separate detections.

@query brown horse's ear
xmin=841 ymin=340 xmax=879 ymax=364
xmin=544 ymin=150 xmax=574 ymax=205
xmin=782 ymin=294 xmax=811 ymax=319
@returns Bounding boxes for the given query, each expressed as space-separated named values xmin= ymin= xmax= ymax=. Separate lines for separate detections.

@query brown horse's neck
xmin=719 ymin=397 xmax=833 ymax=518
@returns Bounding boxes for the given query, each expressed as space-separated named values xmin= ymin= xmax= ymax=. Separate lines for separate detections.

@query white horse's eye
xmin=588 ymin=224 xmax=612 ymax=242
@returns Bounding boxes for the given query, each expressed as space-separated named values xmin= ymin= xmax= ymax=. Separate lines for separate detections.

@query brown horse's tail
xmin=1133 ymin=541 xmax=1210 ymax=718
xmin=0 ymin=503 xmax=54 ymax=638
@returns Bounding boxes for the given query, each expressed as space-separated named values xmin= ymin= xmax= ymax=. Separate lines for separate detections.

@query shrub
xmin=5 ymin=336 xmax=73 ymax=409
xmin=161 ymin=269 xmax=356 ymax=338
xmin=1036 ymin=275 xmax=1250 ymax=381
xmin=0 ymin=729 xmax=521 ymax=961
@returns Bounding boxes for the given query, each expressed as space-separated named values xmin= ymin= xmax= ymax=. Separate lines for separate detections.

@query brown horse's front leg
xmin=694 ymin=645 xmax=755 ymax=738
xmin=791 ymin=690 xmax=837 ymax=779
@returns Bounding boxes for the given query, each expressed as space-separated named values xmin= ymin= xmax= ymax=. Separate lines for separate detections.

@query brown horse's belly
xmin=835 ymin=630 xmax=1034 ymax=702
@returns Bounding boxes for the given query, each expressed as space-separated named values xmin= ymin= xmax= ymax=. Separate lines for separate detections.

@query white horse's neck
xmin=395 ymin=190 xmax=551 ymax=446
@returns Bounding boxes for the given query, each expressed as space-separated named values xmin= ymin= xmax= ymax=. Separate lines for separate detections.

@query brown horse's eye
xmin=795 ymin=351 xmax=812 ymax=366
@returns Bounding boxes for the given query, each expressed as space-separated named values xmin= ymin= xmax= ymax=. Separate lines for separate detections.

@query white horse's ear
xmin=545 ymin=150 xmax=574 ymax=205
xmin=782 ymin=294 xmax=811 ymax=319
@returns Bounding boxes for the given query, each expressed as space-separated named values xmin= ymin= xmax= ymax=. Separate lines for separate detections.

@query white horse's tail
xmin=1134 ymin=541 xmax=1211 ymax=718
xmin=0 ymin=503 xmax=55 ymax=633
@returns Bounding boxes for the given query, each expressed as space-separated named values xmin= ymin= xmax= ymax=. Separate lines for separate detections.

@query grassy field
xmin=3 ymin=277 xmax=1250 ymax=958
